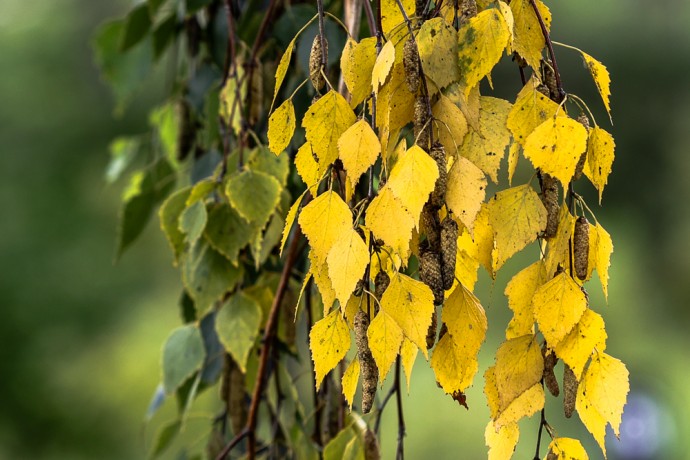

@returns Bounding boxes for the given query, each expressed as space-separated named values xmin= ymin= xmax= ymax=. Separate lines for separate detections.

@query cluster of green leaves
xmin=96 ymin=0 xmax=627 ymax=458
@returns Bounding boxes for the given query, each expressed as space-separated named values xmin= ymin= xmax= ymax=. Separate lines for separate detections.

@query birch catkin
xmin=429 ymin=142 xmax=447 ymax=210
xmin=541 ymin=173 xmax=559 ymax=238
xmin=574 ymin=216 xmax=590 ymax=280
xmin=309 ymin=35 xmax=328 ymax=91
xmin=440 ymin=216 xmax=458 ymax=290
xmin=403 ymin=37 xmax=420 ymax=93
xmin=563 ymin=364 xmax=578 ymax=418
xmin=354 ymin=310 xmax=378 ymax=413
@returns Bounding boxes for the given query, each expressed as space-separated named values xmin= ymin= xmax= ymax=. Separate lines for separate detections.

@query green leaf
xmin=150 ymin=102 xmax=180 ymax=169
xmin=324 ymin=425 xmax=362 ymax=460
xmin=116 ymin=157 xmax=175 ymax=260
xmin=148 ymin=0 xmax=168 ymax=15
xmin=203 ymin=203 xmax=256 ymax=265
xmin=179 ymin=200 xmax=207 ymax=245
xmin=106 ymin=136 xmax=140 ymax=183
xmin=246 ymin=146 xmax=290 ymax=186
xmin=162 ymin=325 xmax=205 ymax=394
xmin=159 ymin=186 xmax=192 ymax=264
xmin=149 ymin=419 xmax=181 ymax=458
xmin=121 ymin=4 xmax=152 ymax=52
xmin=225 ymin=170 xmax=282 ymax=230
xmin=252 ymin=214 xmax=285 ymax=267
xmin=153 ymin=13 xmax=178 ymax=60
xmin=185 ymin=0 xmax=213 ymax=15
xmin=216 ymin=292 xmax=263 ymax=372
xmin=182 ymin=242 xmax=242 ymax=315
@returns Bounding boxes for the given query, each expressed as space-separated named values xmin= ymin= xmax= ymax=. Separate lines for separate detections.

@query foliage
xmin=95 ymin=0 xmax=627 ymax=458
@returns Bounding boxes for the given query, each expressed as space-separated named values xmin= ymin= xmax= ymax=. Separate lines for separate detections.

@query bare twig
xmin=395 ymin=357 xmax=405 ymax=460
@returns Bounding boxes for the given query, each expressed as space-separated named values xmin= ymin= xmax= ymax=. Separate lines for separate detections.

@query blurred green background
xmin=1 ymin=0 xmax=689 ymax=458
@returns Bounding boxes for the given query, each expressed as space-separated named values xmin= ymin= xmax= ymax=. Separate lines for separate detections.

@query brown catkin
xmin=414 ymin=95 xmax=431 ymax=150
xmin=415 ymin=0 xmax=426 ymax=18
xmin=542 ymin=344 xmax=560 ymax=397
xmin=541 ymin=173 xmax=560 ymax=238
xmin=546 ymin=450 xmax=558 ymax=460
xmin=403 ymin=37 xmax=421 ymax=94
xmin=248 ymin=59 xmax=263 ymax=126
xmin=374 ymin=270 xmax=390 ymax=302
xmin=542 ymin=60 xmax=559 ymax=100
xmin=355 ymin=310 xmax=378 ymax=414
xmin=429 ymin=142 xmax=448 ymax=209
xmin=420 ymin=249 xmax=444 ymax=305
xmin=309 ymin=35 xmax=328 ymax=91
xmin=573 ymin=113 xmax=590 ymax=181
xmin=363 ymin=428 xmax=381 ymax=460
xmin=574 ymin=217 xmax=590 ymax=280
xmin=459 ymin=0 xmax=478 ymax=27
xmin=220 ymin=356 xmax=247 ymax=436
xmin=440 ymin=216 xmax=458 ymax=290
xmin=421 ymin=203 xmax=441 ymax=252
xmin=438 ymin=323 xmax=448 ymax=340
xmin=563 ymin=364 xmax=578 ymax=418
xmin=177 ymin=99 xmax=195 ymax=161
xmin=426 ymin=307 xmax=437 ymax=350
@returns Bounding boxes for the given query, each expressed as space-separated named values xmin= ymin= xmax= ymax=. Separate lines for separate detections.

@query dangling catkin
xmin=420 ymin=249 xmax=444 ymax=305
xmin=354 ymin=310 xmax=378 ymax=414
xmin=574 ymin=216 xmax=590 ymax=280
xmin=459 ymin=0 xmax=478 ymax=26
xmin=563 ymin=364 xmax=578 ymax=418
xmin=414 ymin=95 xmax=431 ymax=150
xmin=421 ymin=203 xmax=441 ymax=252
xmin=403 ymin=37 xmax=421 ymax=93
xmin=541 ymin=173 xmax=559 ymax=238
xmin=309 ymin=35 xmax=328 ymax=91
xmin=542 ymin=344 xmax=560 ymax=397
xmin=429 ymin=142 xmax=447 ymax=209
xmin=426 ymin=307 xmax=437 ymax=350
xmin=374 ymin=270 xmax=390 ymax=302
xmin=573 ymin=113 xmax=590 ymax=180
xmin=440 ymin=216 xmax=458 ymax=290
xmin=363 ymin=428 xmax=381 ymax=460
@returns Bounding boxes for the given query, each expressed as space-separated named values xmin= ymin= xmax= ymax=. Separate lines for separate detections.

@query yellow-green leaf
xmin=576 ymin=352 xmax=629 ymax=457
xmin=509 ymin=0 xmax=551 ymax=70
xmin=487 ymin=184 xmax=547 ymax=272
xmin=216 ymin=292 xmax=263 ymax=373
xmin=494 ymin=334 xmax=544 ymax=411
xmin=523 ymin=116 xmax=589 ymax=188
xmin=532 ymin=272 xmax=588 ymax=346
xmin=432 ymin=95 xmax=469 ymax=155
xmin=341 ymin=37 xmax=378 ymax=107
xmin=338 ymin=119 xmax=381 ymax=187
xmin=365 ymin=187 xmax=415 ymax=259
xmin=380 ymin=272 xmax=435 ymax=357
xmin=268 ymin=99 xmax=295 ymax=155
xmin=555 ymin=308 xmax=607 ymax=378
xmin=368 ymin=309 xmax=404 ymax=381
xmin=457 ymin=8 xmax=511 ymax=92
xmin=281 ymin=193 xmax=304 ymax=255
xmin=342 ymin=357 xmax=360 ymax=409
xmin=310 ymin=309 xmax=352 ymax=388
xmin=225 ymin=170 xmax=281 ymax=230
xmin=585 ymin=126 xmax=615 ymax=204
xmin=582 ymin=51 xmax=612 ymax=120
xmin=417 ymin=18 xmax=459 ymax=90
xmin=303 ymin=90 xmax=357 ymax=167
xmin=485 ymin=421 xmax=519 ymax=460
xmin=461 ymin=96 xmax=512 ymax=183
xmin=507 ymin=77 xmax=560 ymax=146
xmin=504 ymin=260 xmax=545 ymax=339
xmin=327 ymin=229 xmax=370 ymax=307
xmin=273 ymin=39 xmax=295 ymax=105
xmin=547 ymin=437 xmax=590 ymax=460
xmin=372 ymin=40 xmax=396 ymax=92
xmin=446 ymin=156 xmax=487 ymax=232
xmin=589 ymin=222 xmax=613 ymax=300
xmin=298 ymin=191 xmax=352 ymax=264
xmin=387 ymin=144 xmax=440 ymax=223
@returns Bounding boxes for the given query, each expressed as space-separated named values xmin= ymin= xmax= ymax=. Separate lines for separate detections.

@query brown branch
xmin=394 ymin=357 xmax=405 ymax=460
xmin=532 ymin=407 xmax=547 ymax=460
xmin=528 ymin=0 xmax=564 ymax=101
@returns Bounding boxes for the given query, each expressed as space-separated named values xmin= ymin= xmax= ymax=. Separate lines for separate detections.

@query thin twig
xmin=395 ymin=357 xmax=405 ymax=460
xmin=533 ymin=407 xmax=547 ymax=460
xmin=374 ymin=386 xmax=397 ymax=433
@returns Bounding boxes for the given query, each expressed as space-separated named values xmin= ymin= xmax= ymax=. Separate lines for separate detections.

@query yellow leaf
xmin=544 ymin=206 xmax=575 ymax=277
xmin=488 ymin=184 xmax=547 ymax=272
xmin=281 ymin=193 xmax=304 ymax=255
xmin=555 ymin=308 xmax=608 ymax=378
xmin=295 ymin=143 xmax=322 ymax=189
xmin=485 ymin=365 xmax=545 ymax=427
xmin=454 ymin=233 xmax=480 ymax=291
xmin=417 ymin=18 xmax=459 ymax=90
xmin=377 ymin=64 xmax=416 ymax=153
xmin=461 ymin=96 xmax=512 ymax=183
xmin=219 ymin=66 xmax=245 ymax=134
xmin=267 ymin=99 xmax=295 ymax=155
xmin=446 ymin=156 xmax=487 ymax=233
xmin=341 ymin=37 xmax=378 ymax=107
xmin=327 ymin=229 xmax=370 ymax=307
xmin=380 ymin=0 xmax=414 ymax=36
xmin=365 ymin=187 xmax=415 ymax=259
xmin=342 ymin=357 xmax=360 ymax=409
xmin=485 ymin=421 xmax=519 ymax=460
xmin=509 ymin=0 xmax=551 ymax=70
xmin=431 ymin=331 xmax=479 ymax=394
xmin=585 ymin=127 xmax=615 ymax=204
xmin=303 ymin=90 xmax=357 ymax=167
xmin=309 ymin=252 xmax=337 ymax=313
xmin=342 ymin=293 xmax=365 ymax=328
xmin=372 ymin=40 xmax=396 ymax=92
xmin=494 ymin=334 xmax=544 ymax=411
xmin=367 ymin=309 xmax=404 ymax=381
xmin=442 ymin=284 xmax=487 ymax=355
xmin=309 ymin=308 xmax=351 ymax=388
xmin=432 ymin=95 xmax=468 ymax=155
xmin=504 ymin=260 xmax=545 ymax=339
xmin=484 ymin=365 xmax=500 ymax=419
xmin=338 ymin=119 xmax=381 ymax=187
xmin=523 ymin=116 xmax=589 ymax=188
xmin=576 ymin=352 xmax=629 ymax=457
xmin=582 ymin=52 xmax=612 ymax=120
xmin=588 ymin=222 xmax=613 ymax=301
xmin=400 ymin=338 xmax=418 ymax=392
xmin=507 ymin=142 xmax=520 ymax=185
xmin=547 ymin=437 xmax=590 ymax=460
xmin=457 ymin=8 xmax=511 ymax=92
xmin=498 ymin=2 xmax=514 ymax=46
xmin=507 ymin=77 xmax=560 ymax=146
xmin=532 ymin=272 xmax=588 ymax=346
xmin=273 ymin=39 xmax=295 ymax=105
xmin=387 ymin=145 xmax=439 ymax=223
xmin=380 ymin=272 xmax=435 ymax=357
xmin=473 ymin=203 xmax=495 ymax=275
xmin=298 ymin=190 xmax=352 ymax=264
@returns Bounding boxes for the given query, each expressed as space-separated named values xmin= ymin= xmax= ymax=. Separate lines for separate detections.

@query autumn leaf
xmin=432 ymin=95 xmax=468 ymax=155
xmin=298 ymin=190 xmax=352 ymax=264
xmin=273 ymin=38 xmax=295 ymax=105
xmin=341 ymin=37 xmax=377 ymax=107
xmin=387 ymin=145 xmax=439 ymax=224
xmin=338 ymin=119 xmax=381 ymax=187
xmin=372 ymin=40 xmax=395 ymax=92
xmin=310 ymin=309 xmax=352 ymax=388
xmin=431 ymin=331 xmax=479 ymax=394
xmin=446 ymin=156 xmax=487 ymax=233
xmin=509 ymin=0 xmax=551 ymax=70
xmin=303 ymin=90 xmax=356 ymax=167
xmin=455 ymin=229 xmax=481 ymax=290
xmin=310 ymin=252 xmax=337 ymax=313
xmin=555 ymin=308 xmax=608 ymax=378
xmin=416 ymin=18 xmax=459 ymax=90
xmin=365 ymin=187 xmax=416 ymax=259
xmin=588 ymin=222 xmax=614 ymax=300
xmin=442 ymin=284 xmax=487 ymax=355
xmin=547 ymin=437 xmax=590 ymax=460
xmin=295 ymin=142 xmax=322 ymax=188
xmin=327 ymin=229 xmax=370 ymax=307
xmin=532 ymin=271 xmax=588 ymax=346
xmin=585 ymin=127 xmax=615 ymax=203
xmin=485 ymin=421 xmax=519 ymax=460
xmin=504 ymin=260 xmax=545 ymax=339
xmin=582 ymin=51 xmax=612 ymax=120
xmin=507 ymin=77 xmax=560 ymax=146
xmin=342 ymin=357 xmax=360 ymax=409
xmin=268 ymin=99 xmax=295 ymax=155
xmin=485 ymin=364 xmax=545 ymax=427
xmin=494 ymin=334 xmax=544 ymax=411
xmin=400 ymin=338 xmax=418 ymax=392
xmin=473 ymin=203 xmax=496 ymax=275
xmin=368 ymin=309 xmax=404 ymax=381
